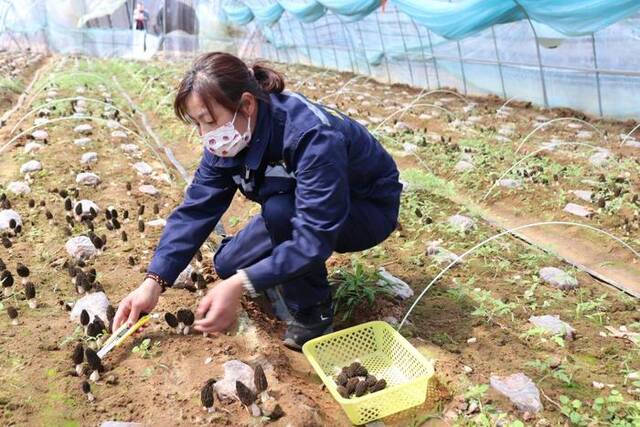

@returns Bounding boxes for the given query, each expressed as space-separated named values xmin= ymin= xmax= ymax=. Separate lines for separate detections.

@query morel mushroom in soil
xmin=200 ymin=378 xmax=216 ymax=413
xmin=236 ymin=380 xmax=261 ymax=417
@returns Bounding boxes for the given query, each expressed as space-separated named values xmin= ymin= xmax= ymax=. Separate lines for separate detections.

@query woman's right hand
xmin=112 ymin=278 xmax=162 ymax=331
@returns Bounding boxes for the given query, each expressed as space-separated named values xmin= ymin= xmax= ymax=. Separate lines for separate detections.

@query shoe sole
xmin=282 ymin=325 xmax=333 ymax=352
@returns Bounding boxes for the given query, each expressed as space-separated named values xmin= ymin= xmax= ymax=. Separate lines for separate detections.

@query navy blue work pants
xmin=213 ymin=193 xmax=398 ymax=311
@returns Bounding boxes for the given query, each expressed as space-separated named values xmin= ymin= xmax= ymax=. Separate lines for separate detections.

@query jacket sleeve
xmin=243 ymin=126 xmax=350 ymax=292
xmin=147 ymin=151 xmax=236 ymax=285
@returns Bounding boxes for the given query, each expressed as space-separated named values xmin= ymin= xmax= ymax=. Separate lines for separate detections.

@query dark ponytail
xmin=251 ymin=61 xmax=285 ymax=94
xmin=174 ymin=52 xmax=285 ymax=124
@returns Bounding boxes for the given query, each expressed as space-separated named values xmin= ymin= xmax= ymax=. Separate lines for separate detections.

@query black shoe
xmin=282 ymin=300 xmax=333 ymax=351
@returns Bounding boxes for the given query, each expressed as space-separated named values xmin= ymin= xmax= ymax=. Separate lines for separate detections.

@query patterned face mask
xmin=201 ymin=105 xmax=251 ymax=157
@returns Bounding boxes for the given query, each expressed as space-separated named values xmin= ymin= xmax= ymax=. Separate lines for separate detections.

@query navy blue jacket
xmin=147 ymin=91 xmax=402 ymax=293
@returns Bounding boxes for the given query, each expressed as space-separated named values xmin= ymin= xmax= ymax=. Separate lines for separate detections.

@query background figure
xmin=134 ymin=3 xmax=148 ymax=31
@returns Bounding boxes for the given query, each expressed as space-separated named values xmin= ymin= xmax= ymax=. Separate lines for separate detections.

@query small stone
xmin=394 ymin=121 xmax=410 ymax=131
xmin=454 ymin=160 xmax=474 ymax=173
xmin=7 ymin=181 xmax=31 ymax=195
xmin=539 ymin=267 xmax=579 ymax=290
xmin=529 ymin=315 xmax=576 ymax=339
xmin=20 ymin=160 xmax=42 ymax=174
xmin=567 ymin=123 xmax=582 ymax=129
xmin=624 ymin=140 xmax=640 ymax=149
xmin=146 ymin=219 xmax=166 ymax=227
xmin=463 ymin=366 xmax=473 ymax=374
xmin=106 ymin=120 xmax=120 ymax=129
xmin=213 ymin=360 xmax=255 ymax=400
xmin=74 ymin=200 xmax=100 ymax=219
xmin=139 ymin=184 xmax=159 ymax=196
xmin=571 ymin=190 xmax=593 ymax=203
xmin=402 ymin=143 xmax=418 ymax=154
xmin=106 ymin=375 xmax=118 ymax=385
xmin=576 ymin=130 xmax=593 ymax=140
xmin=377 ymin=267 xmax=413 ymax=300
xmin=81 ymin=152 xmax=98 ymax=165
xmin=490 ymin=372 xmax=542 ymax=414
xmin=204 ymin=357 xmax=212 ymax=365
xmin=71 ymin=291 xmax=110 ymax=324
xmin=589 ymin=149 xmax=611 ymax=167
xmin=467 ymin=337 xmax=477 ymax=344
xmin=133 ymin=162 xmax=153 ymax=175
xmin=448 ymin=214 xmax=475 ymax=232
xmin=65 ymin=236 xmax=98 ymax=259
xmin=24 ymin=142 xmax=43 ymax=154
xmin=74 ymin=137 xmax=92 ymax=147
xmin=120 ymin=144 xmax=140 ymax=154
xmin=494 ymin=135 xmax=511 ymax=143
xmin=76 ymin=172 xmax=101 ymax=186
xmin=111 ymin=130 xmax=128 ymax=140
xmin=74 ymin=124 xmax=93 ymax=134
xmin=32 ymin=130 xmax=49 ymax=141
xmin=497 ymin=179 xmax=522 ymax=189
xmin=563 ymin=203 xmax=594 ymax=218
xmin=0 ymin=209 xmax=22 ymax=231
xmin=592 ymin=381 xmax=605 ymax=390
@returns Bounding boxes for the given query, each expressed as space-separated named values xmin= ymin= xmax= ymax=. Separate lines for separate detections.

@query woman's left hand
xmin=194 ymin=274 xmax=245 ymax=333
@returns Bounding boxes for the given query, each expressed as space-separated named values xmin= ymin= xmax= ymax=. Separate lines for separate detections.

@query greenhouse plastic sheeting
xmin=1 ymin=0 xmax=639 ymax=118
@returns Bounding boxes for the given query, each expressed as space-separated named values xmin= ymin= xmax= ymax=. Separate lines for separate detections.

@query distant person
xmin=133 ymin=3 xmax=148 ymax=31
xmin=113 ymin=52 xmax=402 ymax=350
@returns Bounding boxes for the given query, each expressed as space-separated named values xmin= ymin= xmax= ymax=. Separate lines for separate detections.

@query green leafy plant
xmin=331 ymin=259 xmax=394 ymax=322
xmin=132 ymin=338 xmax=160 ymax=359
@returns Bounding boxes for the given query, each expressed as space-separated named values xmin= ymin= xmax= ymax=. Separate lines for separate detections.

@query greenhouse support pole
xmin=285 ymin=14 xmax=303 ymax=66
xmin=162 ymin=0 xmax=167 ymax=52
xmin=336 ymin=15 xmax=357 ymax=75
xmin=374 ymin=10 xmax=392 ymax=83
xmin=326 ymin=15 xmax=341 ymax=70
xmin=409 ymin=18 xmax=430 ymax=90
xmin=354 ymin=21 xmax=373 ymax=76
xmin=394 ymin=6 xmax=415 ymax=86
xmin=491 ymin=26 xmax=507 ymax=99
xmin=591 ymin=33 xmax=604 ymax=117
xmin=426 ymin=29 xmax=441 ymax=87
xmin=297 ymin=21 xmax=313 ymax=66
xmin=311 ymin=24 xmax=325 ymax=68
xmin=449 ymin=0 xmax=467 ymax=95
xmin=513 ymin=0 xmax=548 ymax=108
xmin=275 ymin=21 xmax=291 ymax=64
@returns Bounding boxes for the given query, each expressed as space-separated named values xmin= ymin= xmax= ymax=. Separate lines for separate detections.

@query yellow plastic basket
xmin=302 ymin=321 xmax=434 ymax=425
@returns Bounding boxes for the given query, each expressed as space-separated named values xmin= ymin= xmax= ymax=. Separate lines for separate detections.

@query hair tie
xmin=248 ymin=67 xmax=255 ymax=78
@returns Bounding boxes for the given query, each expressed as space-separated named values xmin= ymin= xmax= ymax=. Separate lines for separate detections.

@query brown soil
xmin=0 ymin=56 xmax=638 ymax=427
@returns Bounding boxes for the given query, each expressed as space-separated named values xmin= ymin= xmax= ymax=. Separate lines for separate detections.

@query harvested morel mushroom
xmin=6 ymin=306 xmax=18 ymax=325
xmin=72 ymin=342 xmax=84 ymax=375
xmin=336 ymin=385 xmax=350 ymax=399
xmin=254 ymin=364 xmax=270 ymax=402
xmin=200 ymin=378 xmax=216 ymax=413
xmin=354 ymin=380 xmax=368 ymax=397
xmin=80 ymin=309 xmax=90 ymax=332
xmin=345 ymin=377 xmax=359 ymax=395
xmin=236 ymin=380 xmax=261 ymax=416
xmin=137 ymin=219 xmax=145 ymax=234
xmin=176 ymin=309 xmax=194 ymax=335
xmin=0 ymin=258 xmax=5 ymax=271
xmin=137 ymin=204 xmax=145 ymax=216
xmin=45 ymin=209 xmax=53 ymax=224
xmin=81 ymin=380 xmax=95 ymax=402
xmin=369 ymin=379 xmax=387 ymax=393
xmin=2 ymin=236 xmax=12 ymax=249
xmin=335 ymin=373 xmax=348 ymax=387
xmin=16 ymin=263 xmax=30 ymax=285
xmin=24 ymin=282 xmax=37 ymax=308
xmin=121 ymin=230 xmax=128 ymax=242
xmin=364 ymin=374 xmax=377 ymax=388
xmin=164 ymin=312 xmax=179 ymax=332
xmin=2 ymin=270 xmax=14 ymax=296
xmin=85 ymin=348 xmax=103 ymax=382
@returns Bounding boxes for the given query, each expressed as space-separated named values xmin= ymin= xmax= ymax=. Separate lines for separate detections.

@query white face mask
xmin=201 ymin=106 xmax=251 ymax=157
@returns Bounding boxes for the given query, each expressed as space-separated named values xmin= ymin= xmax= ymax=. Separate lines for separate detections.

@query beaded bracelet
xmin=145 ymin=271 xmax=170 ymax=293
